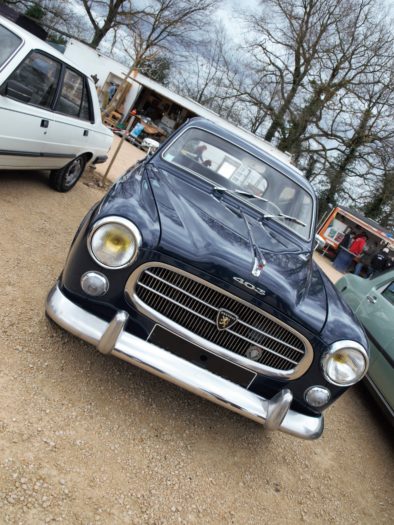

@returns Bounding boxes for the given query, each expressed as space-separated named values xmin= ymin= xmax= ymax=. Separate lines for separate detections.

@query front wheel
xmin=49 ymin=156 xmax=87 ymax=192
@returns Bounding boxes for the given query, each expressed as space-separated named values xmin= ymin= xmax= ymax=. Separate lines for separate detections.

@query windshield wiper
xmin=259 ymin=213 xmax=307 ymax=228
xmin=214 ymin=198 xmax=267 ymax=277
xmin=212 ymin=186 xmax=307 ymax=228
xmin=212 ymin=186 xmax=269 ymax=204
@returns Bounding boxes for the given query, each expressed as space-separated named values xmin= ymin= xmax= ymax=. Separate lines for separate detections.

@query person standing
xmin=333 ymin=233 xmax=367 ymax=272
xmin=354 ymin=241 xmax=379 ymax=277
xmin=370 ymin=247 xmax=391 ymax=277
xmin=338 ymin=229 xmax=354 ymax=249
xmin=349 ymin=233 xmax=367 ymax=257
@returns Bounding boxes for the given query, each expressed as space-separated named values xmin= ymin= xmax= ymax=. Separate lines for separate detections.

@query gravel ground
xmin=0 ymin=171 xmax=393 ymax=525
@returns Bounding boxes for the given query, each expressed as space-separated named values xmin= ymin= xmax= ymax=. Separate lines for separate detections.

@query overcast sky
xmin=217 ymin=0 xmax=260 ymax=42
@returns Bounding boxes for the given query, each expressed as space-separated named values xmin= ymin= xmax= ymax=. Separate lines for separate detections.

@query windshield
xmin=162 ymin=128 xmax=314 ymax=239
xmin=0 ymin=25 xmax=22 ymax=68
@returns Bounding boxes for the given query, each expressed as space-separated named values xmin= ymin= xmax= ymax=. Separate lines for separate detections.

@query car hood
xmin=147 ymin=166 xmax=328 ymax=333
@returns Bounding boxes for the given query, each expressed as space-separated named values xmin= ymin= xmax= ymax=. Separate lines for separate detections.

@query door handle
xmin=40 ymin=119 xmax=49 ymax=128
xmin=366 ymin=295 xmax=377 ymax=304
xmin=83 ymin=130 xmax=89 ymax=136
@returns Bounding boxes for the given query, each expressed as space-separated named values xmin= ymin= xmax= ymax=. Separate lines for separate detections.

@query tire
xmin=49 ymin=155 xmax=87 ymax=192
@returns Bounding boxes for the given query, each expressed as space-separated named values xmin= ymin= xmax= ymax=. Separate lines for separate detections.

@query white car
xmin=0 ymin=16 xmax=113 ymax=191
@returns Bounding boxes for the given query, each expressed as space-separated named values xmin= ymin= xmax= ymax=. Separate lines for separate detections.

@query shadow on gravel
xmin=0 ymin=169 xmax=50 ymax=188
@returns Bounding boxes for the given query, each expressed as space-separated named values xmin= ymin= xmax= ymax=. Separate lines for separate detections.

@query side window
xmin=381 ymin=282 xmax=394 ymax=306
xmin=6 ymin=51 xmax=61 ymax=108
xmin=0 ymin=25 xmax=22 ymax=68
xmin=55 ymin=68 xmax=83 ymax=117
xmin=80 ymin=81 xmax=93 ymax=121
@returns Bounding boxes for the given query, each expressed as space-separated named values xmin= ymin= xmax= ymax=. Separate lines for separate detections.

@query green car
xmin=336 ymin=270 xmax=394 ymax=422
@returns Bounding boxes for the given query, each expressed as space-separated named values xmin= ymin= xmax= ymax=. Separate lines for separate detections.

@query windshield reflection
xmin=162 ymin=127 xmax=313 ymax=239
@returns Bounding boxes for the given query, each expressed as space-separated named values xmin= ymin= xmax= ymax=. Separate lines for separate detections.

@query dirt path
xmin=0 ymin=172 xmax=393 ymax=524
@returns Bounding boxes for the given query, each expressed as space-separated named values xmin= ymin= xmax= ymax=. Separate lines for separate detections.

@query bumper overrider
xmin=46 ymin=284 xmax=323 ymax=440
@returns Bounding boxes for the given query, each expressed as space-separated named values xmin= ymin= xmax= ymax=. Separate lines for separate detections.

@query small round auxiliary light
xmin=305 ymin=386 xmax=331 ymax=408
xmin=81 ymin=271 xmax=109 ymax=297
xmin=246 ymin=345 xmax=263 ymax=361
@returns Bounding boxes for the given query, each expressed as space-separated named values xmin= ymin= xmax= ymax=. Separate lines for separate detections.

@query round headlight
xmin=88 ymin=217 xmax=141 ymax=269
xmin=321 ymin=341 xmax=369 ymax=386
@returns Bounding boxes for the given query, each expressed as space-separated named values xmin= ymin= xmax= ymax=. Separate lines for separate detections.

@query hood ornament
xmin=252 ymin=257 xmax=266 ymax=277
xmin=216 ymin=309 xmax=238 ymax=331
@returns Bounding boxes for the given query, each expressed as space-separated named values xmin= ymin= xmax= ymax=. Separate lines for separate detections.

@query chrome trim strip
xmin=46 ymin=284 xmax=323 ymax=439
xmin=224 ymin=327 xmax=299 ymax=365
xmin=137 ymin=280 xmax=298 ymax=366
xmin=144 ymin=269 xmax=305 ymax=354
xmin=125 ymin=262 xmax=314 ymax=380
xmin=0 ymin=149 xmax=75 ymax=159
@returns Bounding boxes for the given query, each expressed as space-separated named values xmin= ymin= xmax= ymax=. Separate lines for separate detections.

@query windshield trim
xmin=160 ymin=125 xmax=315 ymax=241
xmin=0 ymin=23 xmax=24 ymax=72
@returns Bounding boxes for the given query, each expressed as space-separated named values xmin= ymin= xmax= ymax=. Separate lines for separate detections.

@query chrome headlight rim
xmin=321 ymin=340 xmax=369 ymax=387
xmin=87 ymin=216 xmax=142 ymax=270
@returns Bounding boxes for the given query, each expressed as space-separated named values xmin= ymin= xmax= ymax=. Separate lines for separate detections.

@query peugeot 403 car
xmin=46 ymin=118 xmax=369 ymax=439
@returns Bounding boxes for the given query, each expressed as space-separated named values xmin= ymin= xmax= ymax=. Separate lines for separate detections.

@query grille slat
xmin=134 ymin=265 xmax=309 ymax=374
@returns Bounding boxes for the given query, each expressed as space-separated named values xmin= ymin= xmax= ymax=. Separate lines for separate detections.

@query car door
xmin=46 ymin=67 xmax=96 ymax=164
xmin=0 ymin=50 xmax=62 ymax=169
xmin=356 ymin=277 xmax=394 ymax=412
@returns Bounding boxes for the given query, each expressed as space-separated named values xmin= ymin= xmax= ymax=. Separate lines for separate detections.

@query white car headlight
xmin=88 ymin=217 xmax=141 ymax=269
xmin=321 ymin=341 xmax=369 ymax=386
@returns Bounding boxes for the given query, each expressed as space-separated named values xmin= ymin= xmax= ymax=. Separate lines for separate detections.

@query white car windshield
xmin=0 ymin=25 xmax=22 ymax=68
xmin=162 ymin=128 xmax=314 ymax=239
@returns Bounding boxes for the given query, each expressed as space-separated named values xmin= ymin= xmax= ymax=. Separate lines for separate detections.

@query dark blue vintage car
xmin=46 ymin=118 xmax=369 ymax=439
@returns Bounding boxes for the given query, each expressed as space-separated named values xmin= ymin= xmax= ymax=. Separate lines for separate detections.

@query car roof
xmin=0 ymin=15 xmax=87 ymax=76
xmin=185 ymin=117 xmax=316 ymax=197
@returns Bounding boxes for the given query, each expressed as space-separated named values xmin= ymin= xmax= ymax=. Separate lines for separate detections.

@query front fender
xmin=335 ymin=274 xmax=370 ymax=313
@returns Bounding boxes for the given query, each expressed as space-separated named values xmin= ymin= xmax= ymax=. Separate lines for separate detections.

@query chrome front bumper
xmin=46 ymin=284 xmax=324 ymax=440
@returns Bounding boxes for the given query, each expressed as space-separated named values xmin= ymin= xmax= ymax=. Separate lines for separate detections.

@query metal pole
xmin=101 ymin=115 xmax=137 ymax=184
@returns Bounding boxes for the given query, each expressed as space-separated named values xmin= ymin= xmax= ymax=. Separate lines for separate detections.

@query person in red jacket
xmin=333 ymin=233 xmax=368 ymax=272
xmin=349 ymin=233 xmax=367 ymax=256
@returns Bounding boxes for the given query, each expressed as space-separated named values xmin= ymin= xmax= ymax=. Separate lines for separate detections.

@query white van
xmin=0 ymin=16 xmax=113 ymax=191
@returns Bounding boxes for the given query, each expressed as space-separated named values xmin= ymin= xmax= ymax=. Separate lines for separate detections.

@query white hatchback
xmin=0 ymin=16 xmax=113 ymax=191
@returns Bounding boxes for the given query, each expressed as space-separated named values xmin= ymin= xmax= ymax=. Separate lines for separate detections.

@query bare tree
xmin=242 ymin=0 xmax=346 ymax=142
xmin=315 ymin=60 xmax=394 ymax=215
xmin=81 ymin=0 xmax=142 ymax=49
xmin=175 ymin=25 xmax=227 ymax=103
xmin=105 ymin=0 xmax=220 ymax=115
xmin=120 ymin=0 xmax=219 ymax=70
xmin=362 ymin=148 xmax=394 ymax=229
xmin=240 ymin=0 xmax=393 ymax=153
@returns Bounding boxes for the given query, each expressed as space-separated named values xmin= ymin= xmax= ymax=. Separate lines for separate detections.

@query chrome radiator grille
xmin=129 ymin=264 xmax=311 ymax=377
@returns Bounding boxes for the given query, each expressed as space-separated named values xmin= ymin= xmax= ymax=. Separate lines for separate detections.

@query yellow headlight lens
xmin=90 ymin=220 xmax=140 ymax=268
xmin=103 ymin=228 xmax=132 ymax=254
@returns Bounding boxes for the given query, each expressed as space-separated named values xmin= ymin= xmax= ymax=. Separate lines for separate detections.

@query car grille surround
xmin=126 ymin=263 xmax=313 ymax=379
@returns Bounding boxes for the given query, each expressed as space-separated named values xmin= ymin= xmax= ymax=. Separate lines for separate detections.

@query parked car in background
xmin=0 ymin=16 xmax=113 ymax=191
xmin=336 ymin=270 xmax=394 ymax=422
xmin=46 ymin=117 xmax=370 ymax=440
